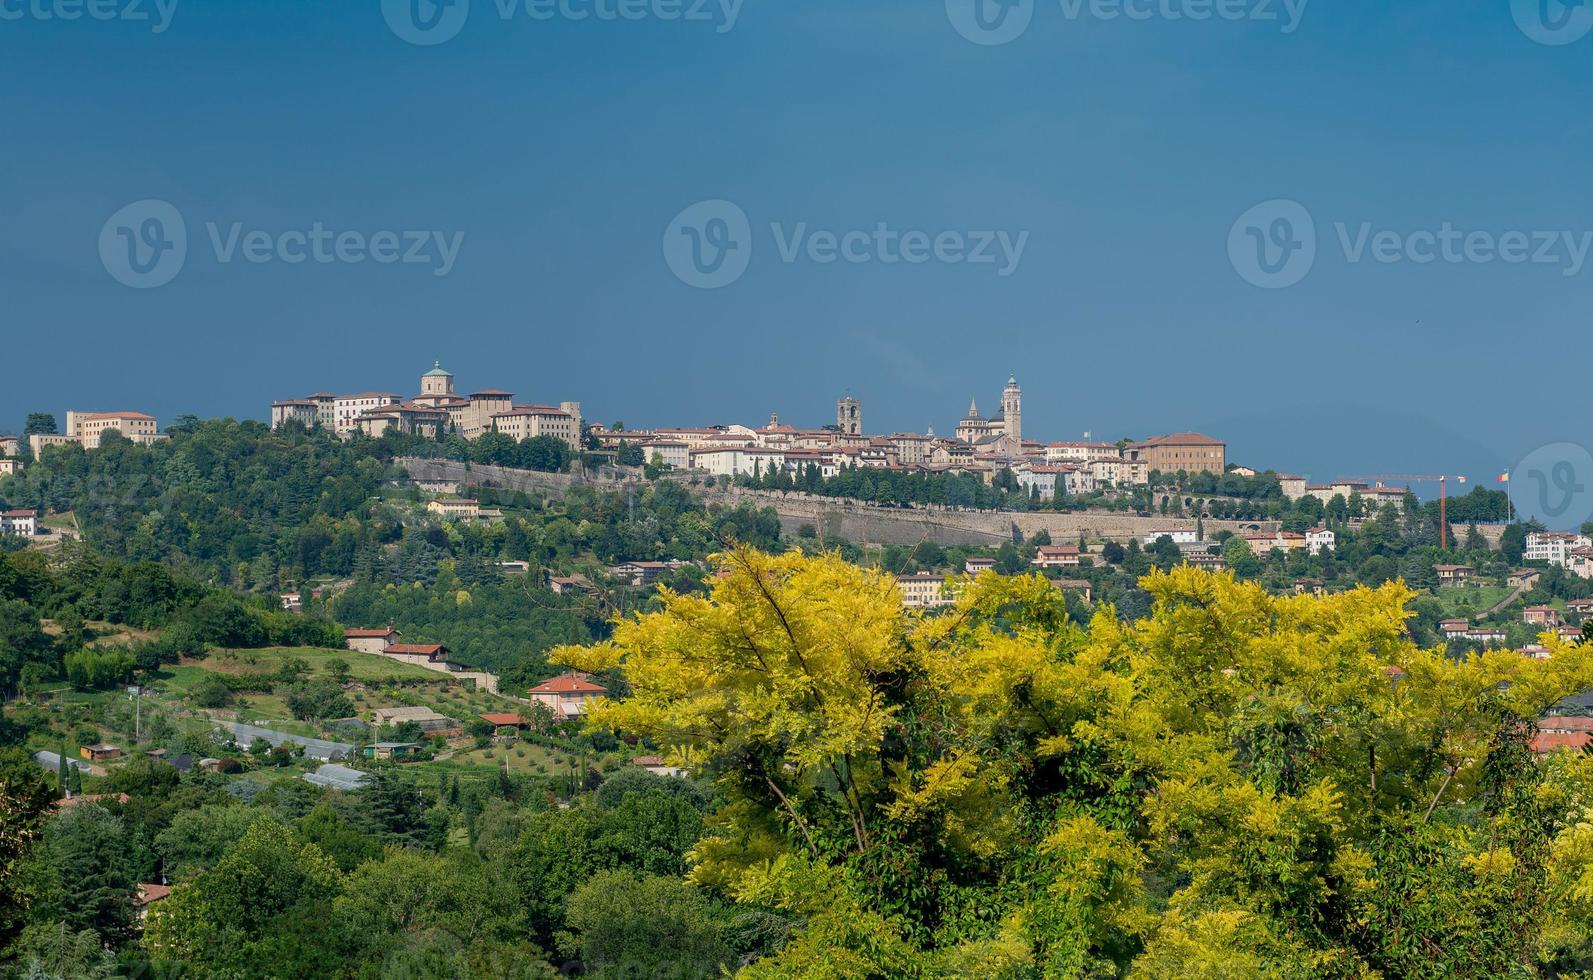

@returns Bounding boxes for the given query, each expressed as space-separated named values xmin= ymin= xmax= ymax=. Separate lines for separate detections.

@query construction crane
xmin=1337 ymin=474 xmax=1469 ymax=551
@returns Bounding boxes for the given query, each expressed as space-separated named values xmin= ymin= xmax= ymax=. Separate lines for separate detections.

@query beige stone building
xmin=270 ymin=400 xmax=320 ymax=429
xmin=29 ymin=412 xmax=166 ymax=455
xmin=427 ymin=498 xmax=481 ymax=521
xmin=333 ymin=393 xmax=401 ymax=434
xmin=1126 ymin=432 xmax=1226 ymax=477
xmin=491 ymin=404 xmax=583 ymax=449
xmin=344 ymin=627 xmax=400 ymax=654
xmin=897 ymin=574 xmax=952 ymax=609
xmin=355 ymin=403 xmax=449 ymax=439
xmin=68 ymin=411 xmax=163 ymax=448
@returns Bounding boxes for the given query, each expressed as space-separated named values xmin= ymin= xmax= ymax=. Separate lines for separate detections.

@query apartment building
xmin=1527 ymin=531 xmax=1593 ymax=567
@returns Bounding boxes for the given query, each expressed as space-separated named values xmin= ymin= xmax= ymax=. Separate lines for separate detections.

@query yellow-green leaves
xmin=553 ymin=548 xmax=1593 ymax=978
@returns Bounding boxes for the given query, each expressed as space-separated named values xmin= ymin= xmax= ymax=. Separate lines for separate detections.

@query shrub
xmin=191 ymin=675 xmax=232 ymax=708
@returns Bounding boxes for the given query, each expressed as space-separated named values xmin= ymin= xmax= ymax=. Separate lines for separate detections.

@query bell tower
xmin=1002 ymin=376 xmax=1021 ymax=447
xmin=837 ymin=396 xmax=861 ymax=435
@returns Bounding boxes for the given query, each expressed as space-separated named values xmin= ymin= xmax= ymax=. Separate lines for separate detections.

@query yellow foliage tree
xmin=554 ymin=548 xmax=1593 ymax=977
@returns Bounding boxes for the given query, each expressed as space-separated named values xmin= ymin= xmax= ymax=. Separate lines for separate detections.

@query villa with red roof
xmin=527 ymin=673 xmax=608 ymax=721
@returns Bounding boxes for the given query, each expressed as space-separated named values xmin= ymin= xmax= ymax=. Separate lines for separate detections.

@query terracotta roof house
xmin=345 ymin=627 xmax=400 ymax=653
xmin=1525 ymin=606 xmax=1563 ymax=628
xmin=528 ymin=673 xmax=608 ymax=721
xmin=383 ymin=643 xmax=450 ymax=665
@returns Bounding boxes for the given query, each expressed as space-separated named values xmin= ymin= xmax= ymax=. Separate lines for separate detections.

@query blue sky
xmin=2 ymin=0 xmax=1589 ymax=488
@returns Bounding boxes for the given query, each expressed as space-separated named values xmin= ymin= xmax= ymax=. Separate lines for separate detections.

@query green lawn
xmin=1429 ymin=586 xmax=1513 ymax=617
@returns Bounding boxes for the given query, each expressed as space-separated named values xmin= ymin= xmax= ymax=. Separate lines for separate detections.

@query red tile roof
xmin=386 ymin=643 xmax=445 ymax=655
xmin=1531 ymin=731 xmax=1592 ymax=754
xmin=135 ymin=883 xmax=172 ymax=907
xmin=345 ymin=627 xmax=398 ymax=638
xmin=528 ymin=674 xmax=607 ymax=695
xmin=1540 ymin=716 xmax=1593 ymax=733
xmin=481 ymin=713 xmax=527 ymax=726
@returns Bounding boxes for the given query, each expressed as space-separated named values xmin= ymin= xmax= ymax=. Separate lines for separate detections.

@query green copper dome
xmin=424 ymin=360 xmax=452 ymax=377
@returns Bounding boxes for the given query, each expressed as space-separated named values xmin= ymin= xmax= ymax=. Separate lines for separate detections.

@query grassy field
xmin=1430 ymin=586 xmax=1514 ymax=617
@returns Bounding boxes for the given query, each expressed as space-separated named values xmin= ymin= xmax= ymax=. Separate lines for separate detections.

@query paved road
xmin=216 ymin=721 xmax=355 ymax=761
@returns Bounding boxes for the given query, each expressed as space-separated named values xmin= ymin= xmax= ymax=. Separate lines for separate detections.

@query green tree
xmin=562 ymin=870 xmax=730 ymax=978
xmin=0 ymin=748 xmax=55 ymax=946
xmin=145 ymin=819 xmax=349 ymax=976
xmin=30 ymin=803 xmax=136 ymax=944
xmin=23 ymin=414 xmax=56 ymax=436
xmin=153 ymin=804 xmax=262 ymax=879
